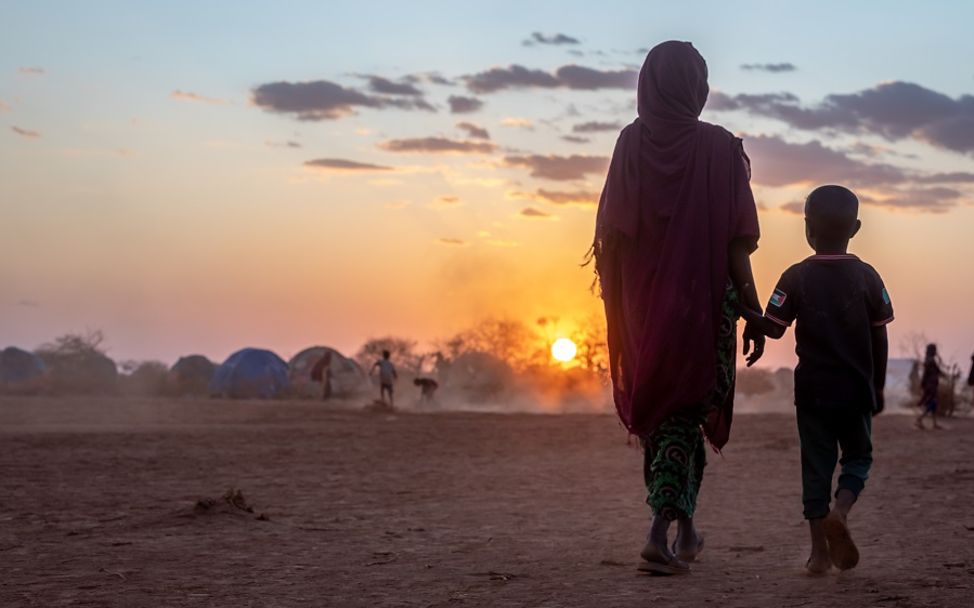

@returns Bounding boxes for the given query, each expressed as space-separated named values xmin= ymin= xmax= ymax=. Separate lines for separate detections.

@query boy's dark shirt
xmin=765 ymin=254 xmax=893 ymax=411
xmin=920 ymin=358 xmax=940 ymax=392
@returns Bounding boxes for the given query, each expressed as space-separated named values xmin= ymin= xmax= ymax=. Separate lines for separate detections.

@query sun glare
xmin=551 ymin=338 xmax=577 ymax=363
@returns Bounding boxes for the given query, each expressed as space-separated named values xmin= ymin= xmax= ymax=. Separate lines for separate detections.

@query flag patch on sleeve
xmin=881 ymin=288 xmax=890 ymax=304
xmin=769 ymin=289 xmax=787 ymax=308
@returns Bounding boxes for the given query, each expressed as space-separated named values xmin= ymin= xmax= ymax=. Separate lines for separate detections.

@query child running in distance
xmin=737 ymin=185 xmax=893 ymax=575
xmin=915 ymin=343 xmax=944 ymax=430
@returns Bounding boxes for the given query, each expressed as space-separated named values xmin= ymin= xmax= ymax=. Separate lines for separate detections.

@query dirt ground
xmin=1 ymin=396 xmax=972 ymax=607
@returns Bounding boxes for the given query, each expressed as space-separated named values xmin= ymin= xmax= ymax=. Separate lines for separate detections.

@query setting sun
xmin=551 ymin=338 xmax=578 ymax=363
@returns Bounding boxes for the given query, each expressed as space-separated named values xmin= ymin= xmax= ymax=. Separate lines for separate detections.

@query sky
xmin=2 ymin=1 xmax=974 ymax=369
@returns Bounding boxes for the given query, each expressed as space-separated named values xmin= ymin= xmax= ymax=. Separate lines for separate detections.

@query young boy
xmin=739 ymin=185 xmax=892 ymax=575
xmin=371 ymin=350 xmax=398 ymax=407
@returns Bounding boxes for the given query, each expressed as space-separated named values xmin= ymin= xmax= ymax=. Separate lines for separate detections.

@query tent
xmin=167 ymin=355 xmax=217 ymax=396
xmin=0 ymin=346 xmax=47 ymax=393
xmin=209 ymin=348 xmax=289 ymax=399
xmin=288 ymin=346 xmax=367 ymax=398
xmin=41 ymin=350 xmax=118 ymax=395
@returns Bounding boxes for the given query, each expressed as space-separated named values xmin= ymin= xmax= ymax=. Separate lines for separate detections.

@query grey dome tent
xmin=167 ymin=355 xmax=217 ymax=396
xmin=288 ymin=346 xmax=367 ymax=398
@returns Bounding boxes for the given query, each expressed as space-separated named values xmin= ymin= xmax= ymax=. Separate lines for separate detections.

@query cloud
xmin=304 ymin=158 xmax=393 ymax=171
xmin=18 ymin=66 xmax=44 ymax=75
xmin=779 ymin=201 xmax=805 ymax=214
xmin=862 ymin=187 xmax=963 ymax=213
xmin=503 ymin=154 xmax=609 ymax=180
xmin=456 ymin=121 xmax=490 ymax=140
xmin=379 ymin=137 xmax=496 ymax=154
xmin=523 ymin=32 xmax=580 ymax=46
xmin=712 ymin=82 xmax=974 ymax=154
xmin=265 ymin=140 xmax=302 ymax=149
xmin=500 ymin=117 xmax=534 ymax=130
xmin=429 ymin=195 xmax=462 ymax=208
xmin=465 ymin=64 xmax=636 ymax=93
xmin=171 ymin=90 xmax=229 ymax=105
xmin=16 ymin=299 xmax=40 ymax=308
xmin=448 ymin=95 xmax=484 ymax=113
xmin=11 ymin=126 xmax=40 ymax=138
xmin=252 ymin=79 xmax=433 ymax=121
xmin=572 ymin=120 xmax=621 ymax=133
xmin=519 ymin=207 xmax=554 ymax=219
xmin=740 ymin=63 xmax=797 ymax=73
xmin=744 ymin=135 xmax=907 ymax=188
xmin=360 ymin=75 xmax=424 ymax=96
xmin=0 ymin=99 xmax=10 ymax=112
xmin=438 ymin=238 xmax=466 ymax=246
xmin=561 ymin=135 xmax=590 ymax=144
xmin=915 ymin=171 xmax=974 ymax=184
xmin=510 ymin=188 xmax=599 ymax=208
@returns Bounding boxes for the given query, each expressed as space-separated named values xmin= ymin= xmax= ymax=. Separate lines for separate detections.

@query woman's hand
xmin=743 ymin=322 xmax=765 ymax=367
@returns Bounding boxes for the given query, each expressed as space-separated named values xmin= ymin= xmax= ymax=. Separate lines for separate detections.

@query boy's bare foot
xmin=639 ymin=540 xmax=691 ymax=575
xmin=806 ymin=552 xmax=832 ymax=575
xmin=914 ymin=418 xmax=924 ymax=430
xmin=823 ymin=511 xmax=859 ymax=570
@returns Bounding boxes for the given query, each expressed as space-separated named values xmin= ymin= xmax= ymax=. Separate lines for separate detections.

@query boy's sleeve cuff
xmin=765 ymin=312 xmax=791 ymax=327
xmin=872 ymin=315 xmax=894 ymax=326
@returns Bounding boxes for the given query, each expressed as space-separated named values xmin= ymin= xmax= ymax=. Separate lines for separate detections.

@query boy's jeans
xmin=796 ymin=406 xmax=873 ymax=519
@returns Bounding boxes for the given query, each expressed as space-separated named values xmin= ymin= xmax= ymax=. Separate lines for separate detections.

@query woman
xmin=592 ymin=41 xmax=765 ymax=574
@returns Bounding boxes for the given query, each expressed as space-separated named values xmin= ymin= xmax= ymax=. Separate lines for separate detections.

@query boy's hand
xmin=742 ymin=322 xmax=765 ymax=367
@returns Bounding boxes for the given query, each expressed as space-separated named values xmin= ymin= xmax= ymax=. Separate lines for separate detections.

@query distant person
xmin=310 ymin=351 xmax=333 ymax=401
xmin=591 ymin=41 xmax=763 ymax=575
xmin=413 ymin=377 xmax=439 ymax=406
xmin=371 ymin=350 xmax=397 ymax=407
xmin=738 ymin=185 xmax=892 ymax=575
xmin=968 ymin=352 xmax=974 ymax=391
xmin=915 ymin=344 xmax=944 ymax=430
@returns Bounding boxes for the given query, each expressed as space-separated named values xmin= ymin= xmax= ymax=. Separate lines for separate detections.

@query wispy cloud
xmin=171 ymin=90 xmax=230 ymax=105
xmin=448 ymin=95 xmax=483 ymax=114
xmin=304 ymin=158 xmax=394 ymax=172
xmin=456 ymin=122 xmax=490 ymax=140
xmin=740 ymin=62 xmax=797 ymax=73
xmin=18 ymin=66 xmax=44 ymax=75
xmin=11 ymin=126 xmax=41 ymax=138
xmin=428 ymin=195 xmax=462 ymax=209
xmin=438 ymin=237 xmax=466 ymax=246
xmin=465 ymin=64 xmax=636 ymax=93
xmin=572 ymin=120 xmax=621 ymax=133
xmin=711 ymin=81 xmax=974 ymax=155
xmin=0 ymin=99 xmax=10 ymax=112
xmin=265 ymin=140 xmax=302 ymax=149
xmin=511 ymin=188 xmax=599 ymax=207
xmin=252 ymin=79 xmax=434 ymax=121
xmin=503 ymin=154 xmax=609 ymax=181
xmin=500 ymin=117 xmax=534 ymax=130
xmin=379 ymin=137 xmax=496 ymax=154
xmin=522 ymin=32 xmax=580 ymax=46
xmin=519 ymin=207 xmax=555 ymax=219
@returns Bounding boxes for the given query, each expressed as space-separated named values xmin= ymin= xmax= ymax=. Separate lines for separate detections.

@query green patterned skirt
xmin=642 ymin=285 xmax=739 ymax=520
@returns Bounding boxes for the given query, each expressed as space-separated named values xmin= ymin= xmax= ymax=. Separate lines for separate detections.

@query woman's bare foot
xmin=639 ymin=539 xmax=691 ymax=575
xmin=673 ymin=523 xmax=705 ymax=562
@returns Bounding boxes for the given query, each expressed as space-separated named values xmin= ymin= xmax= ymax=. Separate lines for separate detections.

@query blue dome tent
xmin=209 ymin=348 xmax=289 ymax=399
xmin=0 ymin=346 xmax=47 ymax=391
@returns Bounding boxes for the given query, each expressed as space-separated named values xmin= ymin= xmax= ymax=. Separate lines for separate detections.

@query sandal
xmin=639 ymin=541 xmax=691 ymax=575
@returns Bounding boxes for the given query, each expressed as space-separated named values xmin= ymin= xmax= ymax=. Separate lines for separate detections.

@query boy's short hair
xmin=805 ymin=185 xmax=859 ymax=241
xmin=382 ymin=349 xmax=391 ymax=359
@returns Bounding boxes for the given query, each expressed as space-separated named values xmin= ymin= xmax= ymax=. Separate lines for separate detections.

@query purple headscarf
xmin=593 ymin=41 xmax=759 ymax=447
